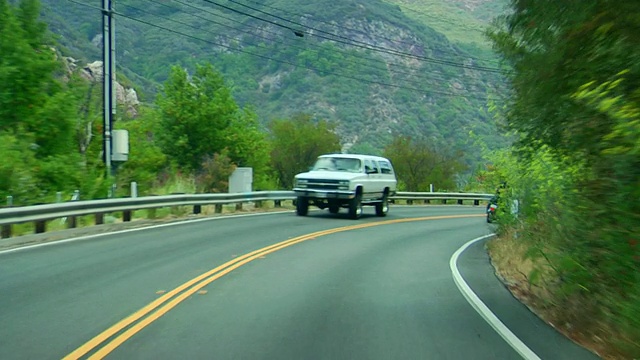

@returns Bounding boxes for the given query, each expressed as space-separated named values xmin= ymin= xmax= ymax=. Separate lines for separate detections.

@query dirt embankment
xmin=486 ymin=234 xmax=630 ymax=360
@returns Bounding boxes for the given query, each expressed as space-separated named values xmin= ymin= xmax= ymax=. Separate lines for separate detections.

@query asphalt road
xmin=0 ymin=206 xmax=599 ymax=359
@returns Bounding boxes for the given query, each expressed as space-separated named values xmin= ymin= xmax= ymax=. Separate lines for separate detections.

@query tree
xmin=156 ymin=63 xmax=238 ymax=171
xmin=268 ymin=113 xmax=341 ymax=189
xmin=0 ymin=0 xmax=75 ymax=157
xmin=488 ymin=1 xmax=640 ymax=356
xmin=223 ymin=107 xmax=274 ymax=190
xmin=114 ymin=106 xmax=168 ymax=195
xmin=383 ymin=136 xmax=466 ymax=191
xmin=487 ymin=0 xmax=640 ymax=161
xmin=0 ymin=0 xmax=97 ymax=204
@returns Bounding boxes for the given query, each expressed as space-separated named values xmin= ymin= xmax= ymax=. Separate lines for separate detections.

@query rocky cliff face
xmin=63 ymin=56 xmax=140 ymax=118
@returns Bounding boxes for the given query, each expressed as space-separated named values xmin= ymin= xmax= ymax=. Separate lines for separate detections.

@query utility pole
xmin=102 ymin=0 xmax=114 ymax=178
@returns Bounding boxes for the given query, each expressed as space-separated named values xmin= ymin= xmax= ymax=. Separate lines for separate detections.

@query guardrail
xmin=0 ymin=191 xmax=492 ymax=238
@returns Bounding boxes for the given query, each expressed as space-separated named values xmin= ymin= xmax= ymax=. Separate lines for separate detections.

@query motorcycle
xmin=486 ymin=202 xmax=498 ymax=223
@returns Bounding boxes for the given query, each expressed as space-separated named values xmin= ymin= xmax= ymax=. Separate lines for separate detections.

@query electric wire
xmin=227 ymin=0 xmax=500 ymax=64
xmin=126 ymin=0 xmax=489 ymax=87
xmin=118 ymin=1 xmax=502 ymax=97
xmin=65 ymin=0 xmax=504 ymax=101
xmin=207 ymin=0 xmax=506 ymax=74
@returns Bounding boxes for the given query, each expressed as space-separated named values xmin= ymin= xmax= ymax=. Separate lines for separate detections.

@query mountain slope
xmin=40 ymin=0 xmax=507 ymax=161
xmin=383 ymin=0 xmax=507 ymax=46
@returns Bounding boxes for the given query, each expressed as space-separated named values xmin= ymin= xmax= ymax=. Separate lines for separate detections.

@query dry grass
xmin=486 ymin=230 xmax=634 ymax=360
xmin=5 ymin=201 xmax=296 ymax=238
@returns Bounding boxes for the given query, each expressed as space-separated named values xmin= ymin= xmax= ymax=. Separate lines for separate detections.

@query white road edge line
xmin=450 ymin=234 xmax=542 ymax=360
xmin=0 ymin=211 xmax=292 ymax=256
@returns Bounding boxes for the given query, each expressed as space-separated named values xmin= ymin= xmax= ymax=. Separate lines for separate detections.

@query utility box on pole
xmin=111 ymin=129 xmax=129 ymax=162
xmin=229 ymin=168 xmax=253 ymax=193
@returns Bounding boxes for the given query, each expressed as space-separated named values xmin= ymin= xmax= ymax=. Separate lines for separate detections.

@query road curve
xmin=0 ymin=206 xmax=598 ymax=359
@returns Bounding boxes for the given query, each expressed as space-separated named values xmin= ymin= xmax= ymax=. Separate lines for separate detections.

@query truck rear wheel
xmin=375 ymin=192 xmax=389 ymax=217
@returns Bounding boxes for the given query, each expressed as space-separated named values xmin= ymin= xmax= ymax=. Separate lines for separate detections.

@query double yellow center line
xmin=64 ymin=214 xmax=482 ymax=359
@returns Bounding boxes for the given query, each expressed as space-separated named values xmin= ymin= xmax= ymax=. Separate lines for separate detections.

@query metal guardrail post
xmin=193 ymin=205 xmax=201 ymax=215
xmin=457 ymin=199 xmax=463 ymax=205
xmin=35 ymin=220 xmax=46 ymax=234
xmin=68 ymin=216 xmax=77 ymax=229
xmin=123 ymin=210 xmax=132 ymax=222
xmin=215 ymin=204 xmax=223 ymax=213
xmin=274 ymin=200 xmax=282 ymax=208
xmin=1 ymin=224 xmax=10 ymax=238
xmin=235 ymin=203 xmax=242 ymax=211
xmin=96 ymin=213 xmax=104 ymax=225
xmin=62 ymin=191 xmax=80 ymax=227
xmin=131 ymin=182 xmax=138 ymax=198
xmin=2 ymin=196 xmax=12 ymax=238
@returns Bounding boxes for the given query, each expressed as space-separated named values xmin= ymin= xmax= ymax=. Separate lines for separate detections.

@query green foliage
xmin=155 ymin=62 xmax=276 ymax=191
xmin=0 ymin=0 xmax=74 ymax=157
xmin=0 ymin=0 xmax=109 ymax=205
xmin=488 ymin=0 xmax=640 ymax=162
xmin=156 ymin=63 xmax=238 ymax=171
xmin=114 ymin=106 xmax=168 ymax=195
xmin=268 ymin=113 xmax=341 ymax=189
xmin=383 ymin=0 xmax=503 ymax=46
xmin=223 ymin=108 xmax=274 ymax=190
xmin=488 ymin=1 xmax=640 ymax=355
xmin=37 ymin=0 xmax=508 ymax=174
xmin=382 ymin=135 xmax=467 ymax=191
xmin=0 ymin=132 xmax=39 ymax=204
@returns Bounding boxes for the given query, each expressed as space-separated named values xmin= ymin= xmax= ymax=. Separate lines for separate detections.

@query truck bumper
xmin=293 ymin=188 xmax=356 ymax=200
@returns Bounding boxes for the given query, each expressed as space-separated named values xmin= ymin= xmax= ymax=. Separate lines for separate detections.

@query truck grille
xmin=305 ymin=179 xmax=340 ymax=190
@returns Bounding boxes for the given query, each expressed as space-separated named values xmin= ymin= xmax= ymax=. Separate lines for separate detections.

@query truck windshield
xmin=312 ymin=157 xmax=362 ymax=172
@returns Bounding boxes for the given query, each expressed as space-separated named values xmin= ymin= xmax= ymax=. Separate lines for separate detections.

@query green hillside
xmin=384 ymin=0 xmax=507 ymax=46
xmin=40 ymin=0 xmax=508 ymax=161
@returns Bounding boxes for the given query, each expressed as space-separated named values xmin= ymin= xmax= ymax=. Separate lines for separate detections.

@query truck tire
xmin=348 ymin=193 xmax=363 ymax=220
xmin=296 ymin=197 xmax=309 ymax=216
xmin=375 ymin=192 xmax=389 ymax=217
xmin=328 ymin=200 xmax=340 ymax=214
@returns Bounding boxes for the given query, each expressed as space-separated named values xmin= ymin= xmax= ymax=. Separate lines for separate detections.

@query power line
xmin=65 ymin=0 xmax=504 ymax=101
xmin=228 ymin=0 xmax=500 ymax=64
xmin=202 ymin=0 xmax=507 ymax=74
xmin=124 ymin=0 xmax=485 ymax=87
xmin=119 ymin=2 xmax=502 ymax=97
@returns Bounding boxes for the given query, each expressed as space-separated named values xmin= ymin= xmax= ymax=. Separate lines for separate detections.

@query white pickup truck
xmin=293 ymin=154 xmax=398 ymax=219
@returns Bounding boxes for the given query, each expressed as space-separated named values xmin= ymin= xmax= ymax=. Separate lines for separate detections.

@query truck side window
xmin=364 ymin=159 xmax=379 ymax=173
xmin=378 ymin=160 xmax=393 ymax=174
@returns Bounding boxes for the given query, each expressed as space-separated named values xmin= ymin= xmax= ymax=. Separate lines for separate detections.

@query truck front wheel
xmin=348 ymin=193 xmax=363 ymax=220
xmin=296 ymin=197 xmax=309 ymax=216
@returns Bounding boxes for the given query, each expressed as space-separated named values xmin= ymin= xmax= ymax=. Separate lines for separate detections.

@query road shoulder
xmin=456 ymin=237 xmax=601 ymax=359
